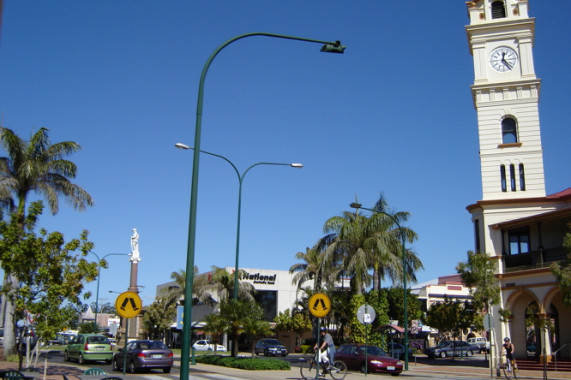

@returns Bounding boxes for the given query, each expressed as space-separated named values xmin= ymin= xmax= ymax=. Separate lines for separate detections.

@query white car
xmin=192 ymin=340 xmax=225 ymax=352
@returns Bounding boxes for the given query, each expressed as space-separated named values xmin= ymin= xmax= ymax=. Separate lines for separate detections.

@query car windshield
xmin=264 ymin=339 xmax=280 ymax=345
xmin=359 ymin=346 xmax=385 ymax=356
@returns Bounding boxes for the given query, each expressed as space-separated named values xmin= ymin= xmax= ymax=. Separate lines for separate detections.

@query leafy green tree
xmin=423 ymin=298 xmax=474 ymax=342
xmin=383 ymin=287 xmax=423 ymax=327
xmin=203 ymin=312 xmax=228 ymax=352
xmin=456 ymin=251 xmax=500 ymax=313
xmin=0 ymin=201 xmax=97 ymax=369
xmin=212 ymin=299 xmax=264 ymax=357
xmin=241 ymin=307 xmax=272 ymax=357
xmin=143 ymin=295 xmax=177 ymax=341
xmin=551 ymin=229 xmax=571 ymax=306
xmin=274 ymin=308 xmax=312 ymax=347
xmin=0 ymin=127 xmax=93 ymax=355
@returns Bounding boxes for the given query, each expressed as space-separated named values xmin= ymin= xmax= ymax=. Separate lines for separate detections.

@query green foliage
xmin=423 ymin=297 xmax=475 ymax=340
xmin=195 ymin=355 xmax=290 ymax=370
xmin=382 ymin=287 xmax=422 ymax=326
xmin=143 ymin=295 xmax=177 ymax=340
xmin=347 ymin=293 xmax=388 ymax=347
xmin=274 ymin=308 xmax=312 ymax=346
xmin=78 ymin=321 xmax=97 ymax=334
xmin=0 ymin=202 xmax=97 ymax=344
xmin=457 ymin=250 xmax=500 ymax=312
xmin=551 ymin=229 xmax=571 ymax=306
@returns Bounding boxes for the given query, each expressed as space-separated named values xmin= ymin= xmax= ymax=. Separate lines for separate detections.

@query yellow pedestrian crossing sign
xmin=308 ymin=293 xmax=331 ymax=318
xmin=115 ymin=291 xmax=142 ymax=318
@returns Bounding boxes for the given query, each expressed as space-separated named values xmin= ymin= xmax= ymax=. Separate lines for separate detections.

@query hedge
xmin=195 ymin=355 xmax=291 ymax=370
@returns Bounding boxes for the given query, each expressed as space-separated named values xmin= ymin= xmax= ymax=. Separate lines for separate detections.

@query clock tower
xmin=466 ymin=0 xmax=545 ymax=201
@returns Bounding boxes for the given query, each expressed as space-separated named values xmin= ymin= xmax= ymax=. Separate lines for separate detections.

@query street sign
xmin=483 ymin=313 xmax=494 ymax=331
xmin=115 ymin=291 xmax=142 ymax=318
xmin=357 ymin=304 xmax=376 ymax=325
xmin=308 ymin=293 xmax=331 ymax=318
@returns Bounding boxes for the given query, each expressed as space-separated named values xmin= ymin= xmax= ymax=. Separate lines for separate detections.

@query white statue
xmin=130 ymin=228 xmax=141 ymax=262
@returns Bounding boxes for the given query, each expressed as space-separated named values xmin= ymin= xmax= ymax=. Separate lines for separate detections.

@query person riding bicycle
xmin=503 ymin=337 xmax=518 ymax=370
xmin=314 ymin=327 xmax=336 ymax=373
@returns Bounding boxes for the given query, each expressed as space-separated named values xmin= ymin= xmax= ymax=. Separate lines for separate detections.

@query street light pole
xmin=180 ymin=33 xmax=344 ymax=380
xmin=175 ymin=143 xmax=302 ymax=301
xmin=89 ymin=252 xmax=130 ymax=333
xmin=349 ymin=202 xmax=409 ymax=370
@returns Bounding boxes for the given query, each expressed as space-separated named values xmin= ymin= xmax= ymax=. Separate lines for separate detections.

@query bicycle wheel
xmin=330 ymin=360 xmax=348 ymax=380
xmin=513 ymin=364 xmax=519 ymax=379
xmin=502 ymin=361 xmax=513 ymax=379
xmin=300 ymin=358 xmax=316 ymax=380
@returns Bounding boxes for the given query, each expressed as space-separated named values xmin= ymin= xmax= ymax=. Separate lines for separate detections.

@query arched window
xmin=502 ymin=117 xmax=517 ymax=144
xmin=492 ymin=1 xmax=506 ymax=19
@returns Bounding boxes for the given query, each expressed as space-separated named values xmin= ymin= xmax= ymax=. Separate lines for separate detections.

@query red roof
xmin=546 ymin=187 xmax=571 ymax=199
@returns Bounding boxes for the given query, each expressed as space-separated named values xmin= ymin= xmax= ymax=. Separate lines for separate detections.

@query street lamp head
xmin=175 ymin=142 xmax=192 ymax=150
xmin=290 ymin=163 xmax=303 ymax=168
xmin=321 ymin=41 xmax=345 ymax=54
xmin=349 ymin=202 xmax=362 ymax=209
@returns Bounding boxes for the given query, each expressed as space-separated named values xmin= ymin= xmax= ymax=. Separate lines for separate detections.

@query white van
xmin=467 ymin=337 xmax=490 ymax=353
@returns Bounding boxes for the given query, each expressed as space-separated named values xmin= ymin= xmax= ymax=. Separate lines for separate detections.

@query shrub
xmin=195 ymin=355 xmax=290 ymax=370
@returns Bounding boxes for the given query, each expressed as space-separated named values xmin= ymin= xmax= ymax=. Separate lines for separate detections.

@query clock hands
xmin=500 ymin=52 xmax=513 ymax=70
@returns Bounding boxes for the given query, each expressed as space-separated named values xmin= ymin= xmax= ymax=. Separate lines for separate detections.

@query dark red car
xmin=334 ymin=344 xmax=403 ymax=376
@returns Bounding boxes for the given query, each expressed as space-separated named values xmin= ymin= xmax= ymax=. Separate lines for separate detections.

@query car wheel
xmin=112 ymin=358 xmax=120 ymax=371
xmin=208 ymin=347 xmax=212 ymax=351
xmin=63 ymin=351 xmax=70 ymax=362
xmin=439 ymin=351 xmax=447 ymax=358
xmin=163 ymin=367 xmax=171 ymax=374
xmin=466 ymin=350 xmax=473 ymax=357
xmin=282 ymin=353 xmax=287 ymax=357
xmin=128 ymin=360 xmax=137 ymax=373
xmin=78 ymin=354 xmax=85 ymax=364
xmin=264 ymin=349 xmax=269 ymax=356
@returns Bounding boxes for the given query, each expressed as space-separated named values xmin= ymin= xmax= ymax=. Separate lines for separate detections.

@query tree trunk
xmin=3 ymin=273 xmax=19 ymax=356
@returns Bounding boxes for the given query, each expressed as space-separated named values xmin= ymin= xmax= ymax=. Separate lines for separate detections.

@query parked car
xmin=254 ymin=338 xmax=288 ymax=357
xmin=64 ymin=334 xmax=113 ymax=364
xmin=334 ymin=343 xmax=403 ymax=376
xmin=467 ymin=337 xmax=490 ymax=353
xmin=192 ymin=339 xmax=226 ymax=352
xmin=424 ymin=340 xmax=477 ymax=358
xmin=112 ymin=340 xmax=173 ymax=373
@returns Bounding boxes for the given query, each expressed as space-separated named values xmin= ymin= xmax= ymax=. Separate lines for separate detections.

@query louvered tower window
xmin=500 ymin=165 xmax=507 ymax=192
xmin=502 ymin=117 xmax=517 ymax=144
xmin=492 ymin=1 xmax=506 ymax=19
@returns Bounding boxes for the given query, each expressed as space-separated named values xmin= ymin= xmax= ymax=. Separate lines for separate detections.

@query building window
xmin=500 ymin=165 xmax=507 ymax=192
xmin=519 ymin=164 xmax=526 ymax=190
xmin=491 ymin=1 xmax=506 ymax=19
xmin=502 ymin=117 xmax=517 ymax=144
xmin=510 ymin=164 xmax=516 ymax=191
xmin=508 ymin=227 xmax=530 ymax=255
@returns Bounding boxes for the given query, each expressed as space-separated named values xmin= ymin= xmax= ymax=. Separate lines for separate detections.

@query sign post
xmin=115 ymin=291 xmax=142 ymax=375
xmin=308 ymin=293 xmax=331 ymax=380
xmin=357 ymin=304 xmax=376 ymax=375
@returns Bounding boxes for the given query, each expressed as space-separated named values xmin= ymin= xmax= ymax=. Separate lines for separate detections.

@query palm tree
xmin=289 ymin=245 xmax=327 ymax=290
xmin=0 ymin=127 xmax=93 ymax=355
xmin=368 ymin=195 xmax=423 ymax=290
xmin=322 ymin=211 xmax=373 ymax=295
xmin=194 ymin=266 xmax=256 ymax=305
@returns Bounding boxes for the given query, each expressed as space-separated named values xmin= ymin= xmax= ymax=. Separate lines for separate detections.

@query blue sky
xmin=0 ymin=1 xmax=569 ymax=306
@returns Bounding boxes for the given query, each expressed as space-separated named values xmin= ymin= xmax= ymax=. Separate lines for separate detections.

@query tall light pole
xmin=175 ymin=143 xmax=302 ymax=300
xmin=180 ymin=33 xmax=344 ymax=380
xmin=349 ymin=202 xmax=409 ymax=370
xmin=89 ymin=252 xmax=130 ymax=333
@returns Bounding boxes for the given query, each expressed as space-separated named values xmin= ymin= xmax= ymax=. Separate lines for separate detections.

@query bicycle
xmin=502 ymin=353 xmax=519 ymax=379
xmin=299 ymin=354 xmax=348 ymax=380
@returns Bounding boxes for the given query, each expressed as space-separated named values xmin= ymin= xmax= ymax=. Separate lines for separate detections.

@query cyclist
xmin=314 ymin=327 xmax=336 ymax=373
xmin=503 ymin=337 xmax=518 ymax=371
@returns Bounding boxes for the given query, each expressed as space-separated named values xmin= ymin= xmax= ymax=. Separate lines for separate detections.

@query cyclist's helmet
xmin=504 ymin=337 xmax=510 ymax=342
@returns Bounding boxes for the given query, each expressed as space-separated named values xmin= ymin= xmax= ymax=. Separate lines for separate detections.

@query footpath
xmin=1 ymin=355 xmax=569 ymax=380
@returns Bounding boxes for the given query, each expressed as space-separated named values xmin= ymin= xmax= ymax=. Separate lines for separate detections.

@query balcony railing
xmin=504 ymin=247 xmax=567 ymax=272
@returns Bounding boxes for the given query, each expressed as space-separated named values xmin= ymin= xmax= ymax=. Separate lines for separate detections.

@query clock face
xmin=490 ymin=47 xmax=518 ymax=72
